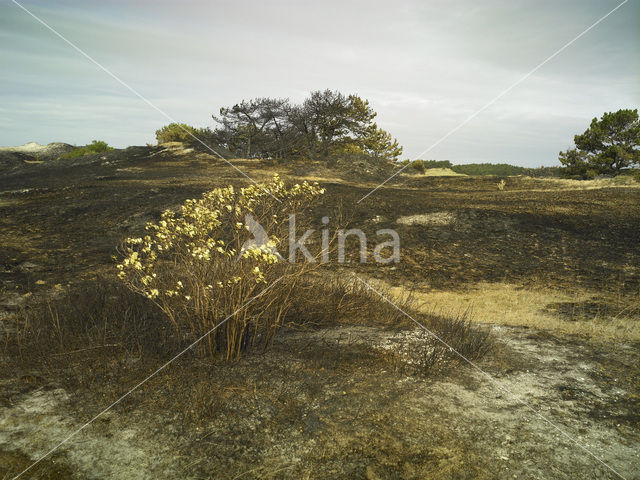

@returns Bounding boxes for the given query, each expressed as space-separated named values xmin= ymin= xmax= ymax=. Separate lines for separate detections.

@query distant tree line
xmin=403 ymin=159 xmax=562 ymax=177
xmin=449 ymin=163 xmax=561 ymax=177
xmin=155 ymin=90 xmax=402 ymax=162
xmin=404 ymin=108 xmax=639 ymax=180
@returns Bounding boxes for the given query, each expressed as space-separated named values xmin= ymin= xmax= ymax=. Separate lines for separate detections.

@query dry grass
xmin=407 ymin=168 xmax=466 ymax=177
xmin=515 ymin=175 xmax=640 ymax=192
xmin=285 ymin=274 xmax=414 ymax=327
xmin=1 ymin=273 xmax=492 ymax=382
xmin=316 ymin=275 xmax=492 ymax=370
xmin=382 ymin=281 xmax=640 ymax=341
xmin=0 ymin=198 xmax=22 ymax=207
xmin=1 ymin=277 xmax=176 ymax=362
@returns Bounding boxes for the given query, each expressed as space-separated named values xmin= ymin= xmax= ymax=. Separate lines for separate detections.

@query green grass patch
xmin=63 ymin=140 xmax=114 ymax=159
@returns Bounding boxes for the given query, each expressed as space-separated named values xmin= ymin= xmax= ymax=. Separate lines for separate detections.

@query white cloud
xmin=1 ymin=0 xmax=638 ymax=165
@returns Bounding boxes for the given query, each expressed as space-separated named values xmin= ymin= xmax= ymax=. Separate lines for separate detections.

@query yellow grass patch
xmin=405 ymin=168 xmax=466 ymax=177
xmin=516 ymin=176 xmax=640 ymax=191
xmin=381 ymin=281 xmax=640 ymax=341
xmin=0 ymin=198 xmax=22 ymax=207
xmin=422 ymin=168 xmax=466 ymax=176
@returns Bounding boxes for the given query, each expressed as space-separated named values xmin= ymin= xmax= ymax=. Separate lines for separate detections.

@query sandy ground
xmin=1 ymin=324 xmax=637 ymax=480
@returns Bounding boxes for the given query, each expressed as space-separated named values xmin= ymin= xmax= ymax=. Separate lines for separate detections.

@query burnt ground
xmin=0 ymin=144 xmax=639 ymax=479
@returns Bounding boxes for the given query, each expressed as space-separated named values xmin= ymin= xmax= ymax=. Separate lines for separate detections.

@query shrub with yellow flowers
xmin=116 ymin=174 xmax=325 ymax=359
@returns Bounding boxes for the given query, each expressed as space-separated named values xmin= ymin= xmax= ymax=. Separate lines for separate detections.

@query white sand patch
xmin=0 ymin=142 xmax=71 ymax=154
xmin=0 ymin=387 xmax=180 ymax=479
xmin=396 ymin=211 xmax=456 ymax=226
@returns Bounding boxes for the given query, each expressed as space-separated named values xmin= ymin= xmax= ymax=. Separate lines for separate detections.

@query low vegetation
xmin=4 ymin=272 xmax=490 ymax=373
xmin=116 ymin=175 xmax=325 ymax=360
xmin=62 ymin=139 xmax=113 ymax=159
xmin=155 ymin=123 xmax=205 ymax=144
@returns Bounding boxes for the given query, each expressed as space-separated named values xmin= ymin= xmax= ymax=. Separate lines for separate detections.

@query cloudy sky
xmin=1 ymin=0 xmax=638 ymax=166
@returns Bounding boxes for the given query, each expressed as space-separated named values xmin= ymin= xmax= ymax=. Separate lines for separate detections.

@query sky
xmin=1 ymin=0 xmax=638 ymax=167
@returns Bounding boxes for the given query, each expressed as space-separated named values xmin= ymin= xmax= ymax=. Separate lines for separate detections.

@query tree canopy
xmin=209 ymin=90 xmax=403 ymax=162
xmin=156 ymin=123 xmax=204 ymax=144
xmin=559 ymin=109 xmax=640 ymax=178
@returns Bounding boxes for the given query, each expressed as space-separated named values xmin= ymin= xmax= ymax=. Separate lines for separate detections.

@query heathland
xmin=0 ymin=142 xmax=638 ymax=479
